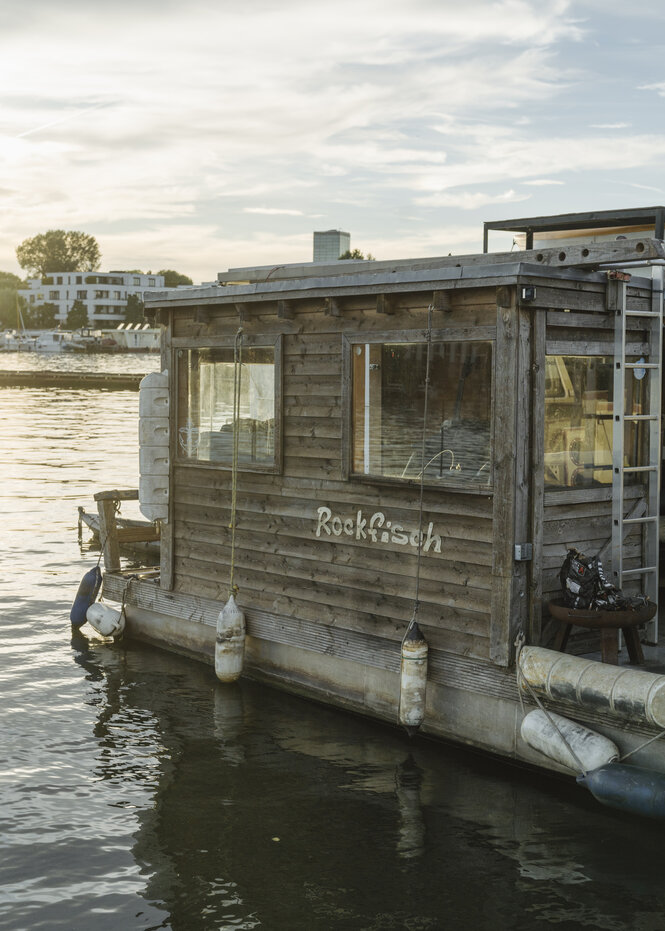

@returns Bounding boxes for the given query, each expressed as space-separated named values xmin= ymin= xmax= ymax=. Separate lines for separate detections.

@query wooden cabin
xmin=98 ymin=211 xmax=665 ymax=779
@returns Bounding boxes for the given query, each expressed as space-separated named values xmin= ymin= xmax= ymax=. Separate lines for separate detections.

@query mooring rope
xmin=514 ymin=631 xmax=587 ymax=774
xmin=515 ymin=631 xmax=665 ymax=768
xmin=228 ymin=327 xmax=243 ymax=598
xmin=95 ymin=499 xmax=122 ymax=569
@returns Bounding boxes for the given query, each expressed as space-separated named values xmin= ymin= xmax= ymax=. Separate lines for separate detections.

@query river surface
xmin=2 ymin=356 xmax=665 ymax=931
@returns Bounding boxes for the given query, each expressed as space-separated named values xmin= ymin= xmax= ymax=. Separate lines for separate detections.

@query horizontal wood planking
xmin=172 ymin=511 xmax=494 ymax=585
xmin=173 ymin=539 xmax=491 ymax=616
xmin=172 ymin=555 xmax=490 ymax=659
xmin=173 ymin=487 xmax=494 ymax=542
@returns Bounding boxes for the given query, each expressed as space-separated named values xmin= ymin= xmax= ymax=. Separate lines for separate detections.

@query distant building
xmin=18 ymin=271 xmax=165 ymax=326
xmin=313 ymin=230 xmax=350 ymax=262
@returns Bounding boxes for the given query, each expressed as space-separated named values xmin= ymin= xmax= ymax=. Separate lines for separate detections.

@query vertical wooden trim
xmin=273 ymin=333 xmax=284 ymax=474
xmin=341 ymin=335 xmax=351 ymax=480
xmin=513 ymin=307 xmax=532 ymax=642
xmin=161 ymin=324 xmax=175 ymax=590
xmin=490 ymin=288 xmax=519 ymax=665
xmin=529 ymin=309 xmax=546 ymax=644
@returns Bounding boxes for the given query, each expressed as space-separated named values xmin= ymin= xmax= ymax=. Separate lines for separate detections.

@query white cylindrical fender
xmin=86 ymin=602 xmax=126 ymax=639
xmin=520 ymin=646 xmax=665 ymax=729
xmin=520 ymin=709 xmax=619 ymax=773
xmin=138 ymin=369 xmax=170 ymax=522
xmin=215 ymin=595 xmax=245 ymax=683
xmin=399 ymin=621 xmax=428 ymax=734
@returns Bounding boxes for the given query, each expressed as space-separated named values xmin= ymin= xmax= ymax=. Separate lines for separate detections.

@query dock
xmin=0 ymin=370 xmax=144 ymax=390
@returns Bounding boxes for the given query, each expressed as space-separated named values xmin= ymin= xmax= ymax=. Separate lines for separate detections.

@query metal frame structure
xmin=483 ymin=206 xmax=665 ymax=252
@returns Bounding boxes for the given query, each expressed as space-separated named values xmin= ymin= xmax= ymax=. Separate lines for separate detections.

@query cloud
xmin=243 ymin=208 xmax=305 ymax=216
xmin=414 ymin=189 xmax=529 ymax=209
xmin=1 ymin=1 xmax=664 ymax=279
xmin=639 ymin=83 xmax=665 ymax=96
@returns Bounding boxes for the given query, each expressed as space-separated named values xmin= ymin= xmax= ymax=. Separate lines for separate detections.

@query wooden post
xmin=93 ymin=488 xmax=140 ymax=573
xmin=490 ymin=286 xmax=520 ymax=666
xmin=529 ymin=309 xmax=546 ymax=645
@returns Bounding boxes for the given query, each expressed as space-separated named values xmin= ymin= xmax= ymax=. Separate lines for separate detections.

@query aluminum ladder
xmin=611 ymin=266 xmax=663 ymax=643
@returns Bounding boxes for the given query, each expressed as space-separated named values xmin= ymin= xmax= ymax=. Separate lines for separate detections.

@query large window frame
xmin=342 ymin=328 xmax=495 ymax=492
xmin=544 ymin=350 xmax=648 ymax=491
xmin=175 ymin=334 xmax=283 ymax=474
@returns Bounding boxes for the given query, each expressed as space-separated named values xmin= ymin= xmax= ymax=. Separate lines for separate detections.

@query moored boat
xmin=76 ymin=207 xmax=665 ymax=817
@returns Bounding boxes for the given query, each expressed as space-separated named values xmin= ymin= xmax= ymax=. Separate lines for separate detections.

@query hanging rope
xmin=410 ymin=304 xmax=434 ymax=624
xmin=95 ymin=499 xmax=122 ymax=569
xmin=514 ymin=631 xmax=587 ymax=774
xmin=228 ymin=327 xmax=243 ymax=598
xmin=515 ymin=631 xmax=665 ymax=768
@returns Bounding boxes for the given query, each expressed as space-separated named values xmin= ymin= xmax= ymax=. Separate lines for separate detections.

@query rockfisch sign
xmin=315 ymin=506 xmax=442 ymax=553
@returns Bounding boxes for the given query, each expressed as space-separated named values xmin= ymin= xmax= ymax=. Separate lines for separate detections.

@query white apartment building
xmin=18 ymin=271 xmax=165 ymax=326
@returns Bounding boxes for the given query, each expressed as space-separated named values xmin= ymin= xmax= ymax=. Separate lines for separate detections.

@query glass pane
xmin=352 ymin=341 xmax=493 ymax=485
xmin=178 ymin=347 xmax=275 ymax=466
xmin=544 ymin=355 xmax=646 ymax=488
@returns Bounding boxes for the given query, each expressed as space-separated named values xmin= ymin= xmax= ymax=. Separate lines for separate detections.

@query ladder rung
xmin=624 ymin=362 xmax=659 ymax=370
xmin=621 ymin=566 xmax=658 ymax=578
xmin=624 ymin=414 xmax=659 ymax=422
xmin=622 ymin=515 xmax=659 ymax=524
xmin=621 ymin=465 xmax=658 ymax=473
xmin=625 ymin=310 xmax=662 ymax=318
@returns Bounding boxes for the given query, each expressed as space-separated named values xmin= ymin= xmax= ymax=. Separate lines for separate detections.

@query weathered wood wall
xmin=169 ymin=289 xmax=500 ymax=662
xmin=539 ymin=279 xmax=653 ymax=618
xmin=160 ymin=270 xmax=654 ymax=667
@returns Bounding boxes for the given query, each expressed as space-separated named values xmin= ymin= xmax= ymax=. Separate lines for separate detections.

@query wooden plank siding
xmin=539 ymin=277 xmax=653 ymax=637
xmin=161 ymin=272 xmax=655 ymax=668
xmin=169 ymin=291 xmax=498 ymax=662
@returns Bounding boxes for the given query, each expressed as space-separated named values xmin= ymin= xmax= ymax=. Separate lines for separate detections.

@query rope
xmin=410 ymin=304 xmax=434 ymax=624
xmin=228 ymin=327 xmax=243 ymax=597
xmin=95 ymin=499 xmax=121 ymax=568
xmin=515 ymin=633 xmax=665 ymax=768
xmin=514 ymin=631 xmax=588 ymax=775
xmin=620 ymin=729 xmax=665 ymax=762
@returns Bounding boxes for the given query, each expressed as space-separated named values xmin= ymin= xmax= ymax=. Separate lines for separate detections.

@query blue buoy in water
xmin=70 ymin=566 xmax=102 ymax=628
xmin=578 ymin=763 xmax=665 ymax=820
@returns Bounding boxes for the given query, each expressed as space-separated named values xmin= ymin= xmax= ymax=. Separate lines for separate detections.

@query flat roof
xmin=483 ymin=206 xmax=665 ymax=250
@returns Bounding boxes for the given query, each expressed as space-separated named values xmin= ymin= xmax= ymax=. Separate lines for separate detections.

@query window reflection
xmin=178 ymin=347 xmax=276 ymax=466
xmin=544 ymin=355 xmax=646 ymax=488
xmin=352 ymin=341 xmax=493 ymax=486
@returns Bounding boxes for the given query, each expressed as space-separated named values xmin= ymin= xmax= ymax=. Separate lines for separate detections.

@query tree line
xmin=1 ymin=230 xmax=192 ymax=330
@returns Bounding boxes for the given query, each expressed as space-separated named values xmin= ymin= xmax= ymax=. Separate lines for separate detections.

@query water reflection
xmin=4 ymin=378 xmax=665 ymax=930
xmin=69 ymin=634 xmax=665 ymax=931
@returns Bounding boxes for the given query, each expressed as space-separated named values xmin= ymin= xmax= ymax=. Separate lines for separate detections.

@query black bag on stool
xmin=559 ymin=548 xmax=647 ymax=611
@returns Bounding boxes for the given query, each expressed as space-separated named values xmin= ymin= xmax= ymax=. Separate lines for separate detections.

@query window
xmin=178 ymin=343 xmax=280 ymax=469
xmin=544 ymin=355 xmax=646 ymax=488
xmin=49 ymin=290 xmax=58 ymax=299
xmin=149 ymin=277 xmax=155 ymax=286
xmin=133 ymin=277 xmax=141 ymax=285
xmin=77 ymin=290 xmax=87 ymax=299
xmin=350 ymin=338 xmax=493 ymax=486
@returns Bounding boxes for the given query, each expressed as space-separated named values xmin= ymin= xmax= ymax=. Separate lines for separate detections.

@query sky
xmin=2 ymin=0 xmax=665 ymax=283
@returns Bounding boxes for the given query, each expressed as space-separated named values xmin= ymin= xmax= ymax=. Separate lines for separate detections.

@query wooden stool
xmin=553 ymin=619 xmax=644 ymax=665
xmin=548 ymin=599 xmax=657 ymax=666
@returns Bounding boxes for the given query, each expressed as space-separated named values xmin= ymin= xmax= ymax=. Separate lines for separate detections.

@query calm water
xmin=2 ymin=366 xmax=665 ymax=931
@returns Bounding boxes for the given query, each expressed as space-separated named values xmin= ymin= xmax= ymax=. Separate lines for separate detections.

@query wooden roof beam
xmin=376 ymin=294 xmax=395 ymax=315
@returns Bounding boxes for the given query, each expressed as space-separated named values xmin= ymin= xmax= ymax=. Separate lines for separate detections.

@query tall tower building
xmin=313 ymin=230 xmax=350 ymax=262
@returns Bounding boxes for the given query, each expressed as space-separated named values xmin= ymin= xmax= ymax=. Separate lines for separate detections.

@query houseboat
xmin=86 ymin=208 xmax=665 ymax=814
